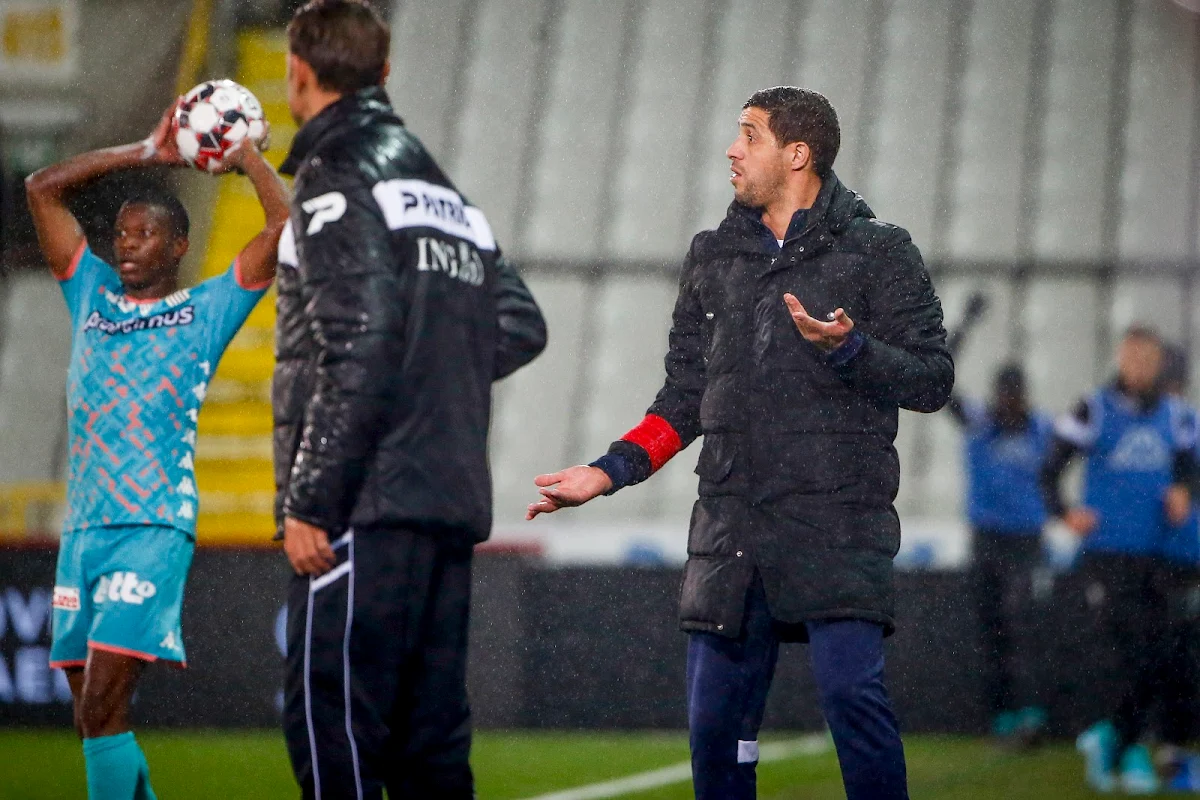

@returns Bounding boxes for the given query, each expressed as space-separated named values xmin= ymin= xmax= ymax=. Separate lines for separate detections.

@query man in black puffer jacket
xmin=528 ymin=87 xmax=952 ymax=800
xmin=274 ymin=3 xmax=546 ymax=798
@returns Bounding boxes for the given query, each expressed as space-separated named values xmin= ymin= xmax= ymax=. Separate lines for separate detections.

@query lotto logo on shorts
xmin=93 ymin=572 xmax=158 ymax=605
xmin=52 ymin=586 xmax=80 ymax=611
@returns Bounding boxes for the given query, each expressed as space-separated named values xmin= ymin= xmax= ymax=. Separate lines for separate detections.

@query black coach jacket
xmin=607 ymin=174 xmax=952 ymax=638
xmin=273 ymin=87 xmax=547 ymax=542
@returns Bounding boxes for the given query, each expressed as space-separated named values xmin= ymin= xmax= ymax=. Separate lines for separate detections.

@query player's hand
xmin=783 ymin=293 xmax=854 ymax=352
xmin=142 ymin=98 xmax=187 ymax=167
xmin=1166 ymin=484 xmax=1191 ymax=526
xmin=283 ymin=516 xmax=336 ymax=576
xmin=526 ymin=466 xmax=613 ymax=520
xmin=1063 ymin=507 xmax=1098 ymax=537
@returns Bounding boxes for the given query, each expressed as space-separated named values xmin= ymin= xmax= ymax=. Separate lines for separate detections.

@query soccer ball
xmin=174 ymin=80 xmax=266 ymax=172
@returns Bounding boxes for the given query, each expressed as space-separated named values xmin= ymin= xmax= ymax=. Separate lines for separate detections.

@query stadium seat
xmin=1024 ymin=278 xmax=1102 ymax=413
xmin=1116 ymin=0 xmax=1196 ymax=262
xmin=385 ymin=0 xmax=474 ymax=165
xmin=1033 ymin=0 xmax=1120 ymax=263
xmin=861 ymin=0 xmax=954 ymax=263
xmin=575 ymin=274 xmax=678 ymax=522
xmin=792 ymin=0 xmax=874 ymax=193
xmin=522 ymin=0 xmax=629 ymax=261
xmin=0 ymin=273 xmax=71 ymax=485
xmin=449 ymin=0 xmax=549 ymax=248
xmin=606 ymin=0 xmax=710 ymax=261
xmin=692 ymin=0 xmax=795 ymax=232
xmin=946 ymin=1 xmax=1036 ymax=262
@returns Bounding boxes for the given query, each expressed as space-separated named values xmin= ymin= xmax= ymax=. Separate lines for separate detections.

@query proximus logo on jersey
xmin=83 ymin=306 xmax=195 ymax=336
xmin=93 ymin=572 xmax=158 ymax=605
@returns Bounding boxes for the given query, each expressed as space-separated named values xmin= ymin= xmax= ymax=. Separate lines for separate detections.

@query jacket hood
xmin=718 ymin=171 xmax=875 ymax=248
xmin=280 ymin=86 xmax=401 ymax=176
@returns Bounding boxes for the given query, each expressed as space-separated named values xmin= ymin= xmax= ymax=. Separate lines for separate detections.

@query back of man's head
xmin=288 ymin=0 xmax=390 ymax=95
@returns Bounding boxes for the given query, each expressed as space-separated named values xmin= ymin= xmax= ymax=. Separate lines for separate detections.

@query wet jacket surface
xmin=274 ymin=87 xmax=546 ymax=542
xmin=606 ymin=174 xmax=953 ymax=639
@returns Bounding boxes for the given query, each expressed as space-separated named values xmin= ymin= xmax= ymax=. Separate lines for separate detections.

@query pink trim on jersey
xmin=58 ymin=240 xmax=88 ymax=282
xmin=234 ymin=255 xmax=273 ymax=291
xmin=88 ymin=640 xmax=187 ymax=669
xmin=123 ymin=295 xmax=164 ymax=305
xmin=48 ymin=658 xmax=88 ymax=669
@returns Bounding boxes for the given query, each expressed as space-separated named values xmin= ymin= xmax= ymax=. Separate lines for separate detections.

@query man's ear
xmin=288 ymin=53 xmax=314 ymax=92
xmin=380 ymin=59 xmax=391 ymax=86
xmin=173 ymin=236 xmax=190 ymax=263
xmin=791 ymin=142 xmax=811 ymax=172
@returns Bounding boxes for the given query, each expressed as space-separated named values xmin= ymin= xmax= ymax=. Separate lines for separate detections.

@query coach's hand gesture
xmin=783 ymin=293 xmax=854 ymax=352
xmin=284 ymin=516 xmax=336 ymax=576
xmin=526 ymin=466 xmax=613 ymax=520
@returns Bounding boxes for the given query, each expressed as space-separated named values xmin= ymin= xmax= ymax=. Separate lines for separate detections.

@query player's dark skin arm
xmin=217 ymin=137 xmax=289 ymax=285
xmin=25 ymin=103 xmax=186 ymax=278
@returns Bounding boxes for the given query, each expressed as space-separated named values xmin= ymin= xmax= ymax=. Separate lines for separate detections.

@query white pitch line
xmin=519 ymin=733 xmax=831 ymax=800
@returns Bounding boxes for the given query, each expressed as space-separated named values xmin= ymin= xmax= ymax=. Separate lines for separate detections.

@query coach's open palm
xmin=526 ymin=466 xmax=613 ymax=520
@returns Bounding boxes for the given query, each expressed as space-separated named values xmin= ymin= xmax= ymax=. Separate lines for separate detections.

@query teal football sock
xmin=82 ymin=732 xmax=156 ymax=800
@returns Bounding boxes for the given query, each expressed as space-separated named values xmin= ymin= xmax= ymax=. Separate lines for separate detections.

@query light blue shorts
xmin=49 ymin=525 xmax=194 ymax=668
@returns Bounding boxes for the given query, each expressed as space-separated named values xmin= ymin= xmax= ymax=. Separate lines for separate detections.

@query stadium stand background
xmin=1 ymin=0 xmax=1199 ymax=565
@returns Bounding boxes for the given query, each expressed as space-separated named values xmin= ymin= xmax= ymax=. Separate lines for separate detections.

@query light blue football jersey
xmin=58 ymin=242 xmax=268 ymax=537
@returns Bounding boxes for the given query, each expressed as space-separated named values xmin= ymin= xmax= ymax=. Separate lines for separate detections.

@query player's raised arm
xmin=25 ymin=102 xmax=186 ymax=277
xmin=218 ymin=137 xmax=290 ymax=288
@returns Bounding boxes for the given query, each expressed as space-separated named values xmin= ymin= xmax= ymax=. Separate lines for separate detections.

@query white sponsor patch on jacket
xmin=371 ymin=178 xmax=496 ymax=251
xmin=52 ymin=586 xmax=80 ymax=611
xmin=278 ymin=219 xmax=297 ymax=269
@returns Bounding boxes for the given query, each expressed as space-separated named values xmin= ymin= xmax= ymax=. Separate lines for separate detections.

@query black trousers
xmin=1156 ymin=563 xmax=1200 ymax=746
xmin=971 ymin=530 xmax=1043 ymax=715
xmin=1082 ymin=552 xmax=1169 ymax=754
xmin=283 ymin=526 xmax=475 ymax=800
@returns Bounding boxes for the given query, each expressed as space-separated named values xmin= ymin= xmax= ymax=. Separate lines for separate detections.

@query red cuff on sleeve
xmin=621 ymin=414 xmax=683 ymax=473
xmin=234 ymin=256 xmax=273 ymax=291
xmin=58 ymin=240 xmax=87 ymax=282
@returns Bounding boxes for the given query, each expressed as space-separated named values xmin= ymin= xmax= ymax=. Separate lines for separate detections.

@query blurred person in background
xmin=1151 ymin=345 xmax=1200 ymax=791
xmin=1041 ymin=326 xmax=1196 ymax=794
xmin=945 ymin=297 xmax=1053 ymax=746
xmin=527 ymin=86 xmax=953 ymax=800
xmin=24 ymin=105 xmax=284 ymax=798
xmin=273 ymin=2 xmax=545 ymax=798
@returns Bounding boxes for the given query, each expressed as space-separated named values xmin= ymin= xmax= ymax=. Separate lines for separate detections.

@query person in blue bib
xmin=948 ymin=362 xmax=1053 ymax=744
xmin=24 ymin=103 xmax=288 ymax=800
xmin=1150 ymin=345 xmax=1200 ymax=790
xmin=1041 ymin=325 xmax=1197 ymax=794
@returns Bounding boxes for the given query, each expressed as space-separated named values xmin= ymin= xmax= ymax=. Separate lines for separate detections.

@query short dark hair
xmin=1124 ymin=324 xmax=1161 ymax=346
xmin=288 ymin=0 xmax=390 ymax=94
xmin=120 ymin=186 xmax=189 ymax=239
xmin=743 ymin=87 xmax=840 ymax=178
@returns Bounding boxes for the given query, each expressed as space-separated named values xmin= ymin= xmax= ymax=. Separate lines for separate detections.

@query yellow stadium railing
xmin=0 ymin=482 xmax=64 ymax=540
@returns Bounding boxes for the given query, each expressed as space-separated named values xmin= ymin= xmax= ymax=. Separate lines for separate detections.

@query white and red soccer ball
xmin=174 ymin=80 xmax=266 ymax=172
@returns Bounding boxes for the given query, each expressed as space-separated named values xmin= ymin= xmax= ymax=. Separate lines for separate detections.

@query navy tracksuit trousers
xmin=687 ymin=576 xmax=908 ymax=799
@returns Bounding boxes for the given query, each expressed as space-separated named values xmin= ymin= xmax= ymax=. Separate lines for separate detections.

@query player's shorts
xmin=49 ymin=525 xmax=194 ymax=669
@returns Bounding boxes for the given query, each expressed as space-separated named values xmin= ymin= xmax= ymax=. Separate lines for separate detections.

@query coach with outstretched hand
xmin=528 ymin=87 xmax=952 ymax=800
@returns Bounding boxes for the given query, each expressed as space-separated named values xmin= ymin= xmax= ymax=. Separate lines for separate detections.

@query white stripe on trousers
xmin=304 ymin=529 xmax=362 ymax=800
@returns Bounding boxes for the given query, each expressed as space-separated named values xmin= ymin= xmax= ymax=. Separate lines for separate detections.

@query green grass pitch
xmin=0 ymin=730 xmax=1126 ymax=798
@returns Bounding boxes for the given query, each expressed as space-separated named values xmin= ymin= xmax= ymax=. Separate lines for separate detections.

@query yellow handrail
xmin=0 ymin=481 xmax=64 ymax=538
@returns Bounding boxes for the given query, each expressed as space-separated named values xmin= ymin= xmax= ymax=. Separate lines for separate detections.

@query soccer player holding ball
xmin=25 ymin=95 xmax=288 ymax=799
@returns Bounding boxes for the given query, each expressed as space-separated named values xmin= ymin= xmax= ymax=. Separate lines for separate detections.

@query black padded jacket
xmin=273 ymin=87 xmax=546 ymax=542
xmin=598 ymin=174 xmax=953 ymax=638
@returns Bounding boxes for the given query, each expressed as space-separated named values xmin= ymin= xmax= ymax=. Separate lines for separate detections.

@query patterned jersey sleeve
xmin=57 ymin=242 xmax=120 ymax=331
xmin=194 ymin=259 xmax=271 ymax=361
